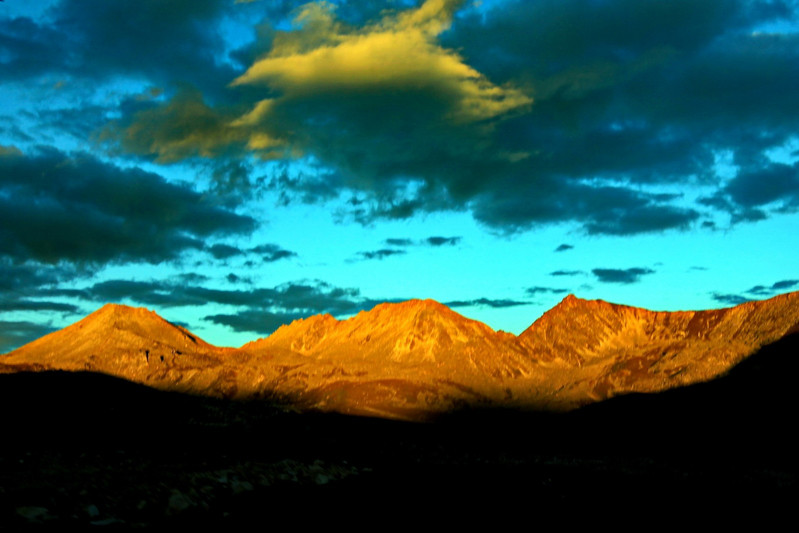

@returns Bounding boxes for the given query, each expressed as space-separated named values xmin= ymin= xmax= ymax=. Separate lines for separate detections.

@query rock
xmin=167 ymin=490 xmax=195 ymax=515
xmin=16 ymin=506 xmax=50 ymax=523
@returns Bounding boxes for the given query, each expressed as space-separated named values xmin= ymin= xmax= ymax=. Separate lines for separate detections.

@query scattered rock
xmin=17 ymin=506 xmax=50 ymax=523
xmin=167 ymin=490 xmax=195 ymax=515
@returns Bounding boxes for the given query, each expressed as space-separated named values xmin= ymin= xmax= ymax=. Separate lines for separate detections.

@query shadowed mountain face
xmin=3 ymin=293 xmax=798 ymax=420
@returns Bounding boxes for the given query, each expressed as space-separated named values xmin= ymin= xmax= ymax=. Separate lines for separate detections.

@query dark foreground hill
xmin=1 ymin=330 xmax=796 ymax=528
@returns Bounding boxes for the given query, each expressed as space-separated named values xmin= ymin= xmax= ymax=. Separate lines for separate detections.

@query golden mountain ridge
xmin=2 ymin=292 xmax=798 ymax=420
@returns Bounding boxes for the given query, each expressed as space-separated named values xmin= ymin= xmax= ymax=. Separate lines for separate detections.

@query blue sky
xmin=1 ymin=0 xmax=798 ymax=351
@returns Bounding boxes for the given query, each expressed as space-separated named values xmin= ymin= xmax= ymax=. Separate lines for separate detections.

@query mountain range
xmin=3 ymin=292 xmax=798 ymax=421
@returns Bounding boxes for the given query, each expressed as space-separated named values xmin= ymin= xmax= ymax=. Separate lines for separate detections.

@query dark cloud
xmin=76 ymin=278 xmax=377 ymax=318
xmin=176 ymin=273 xmax=211 ymax=285
xmin=201 ymin=280 xmax=389 ymax=335
xmin=0 ymin=320 xmax=57 ymax=354
xmin=85 ymin=280 xmax=203 ymax=308
xmin=0 ymin=260 xmax=84 ymax=329
xmin=7 ymin=0 xmax=799 ymax=238
xmin=108 ymin=88 xmax=250 ymax=164
xmin=208 ymin=159 xmax=258 ymax=202
xmin=226 ymin=273 xmax=249 ymax=284
xmin=383 ymin=236 xmax=461 ymax=247
xmin=711 ymin=293 xmax=752 ymax=306
xmin=266 ymin=165 xmax=343 ymax=207
xmin=747 ymin=279 xmax=799 ymax=296
xmin=0 ymin=148 xmax=255 ymax=265
xmin=0 ymin=0 xmax=240 ymax=99
xmin=550 ymin=270 xmax=584 ymax=277
xmin=385 ymin=238 xmax=414 ymax=247
xmin=704 ymin=161 xmax=799 ymax=219
xmin=592 ymin=267 xmax=655 ymax=284
xmin=250 ymin=244 xmax=297 ymax=263
xmin=555 ymin=244 xmax=573 ymax=252
xmin=772 ymin=279 xmax=799 ymax=291
xmin=208 ymin=244 xmax=243 ymax=260
xmin=444 ymin=298 xmax=530 ymax=309
xmin=26 ymin=104 xmax=115 ymax=148
xmin=0 ymin=16 xmax=67 ymax=81
xmin=0 ymin=300 xmax=79 ymax=313
xmin=204 ymin=309 xmax=311 ymax=336
xmin=526 ymin=286 xmax=569 ymax=296
xmin=747 ymin=285 xmax=770 ymax=296
xmin=357 ymin=249 xmax=406 ymax=261
xmin=225 ymin=0 xmax=796 ymax=234
xmin=0 ymin=259 xmax=75 ymax=293
xmin=425 ymin=236 xmax=461 ymax=247
xmin=710 ymin=279 xmax=798 ymax=308
xmin=353 ymin=235 xmax=461 ymax=262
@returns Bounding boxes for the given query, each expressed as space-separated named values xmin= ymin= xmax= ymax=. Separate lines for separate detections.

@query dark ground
xmin=1 ymin=333 xmax=796 ymax=528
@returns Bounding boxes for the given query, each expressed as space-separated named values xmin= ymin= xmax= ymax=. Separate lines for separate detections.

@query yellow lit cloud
xmin=113 ymin=89 xmax=254 ymax=163
xmin=0 ymin=145 xmax=23 ymax=157
xmin=232 ymin=0 xmax=531 ymax=124
xmin=114 ymin=1 xmax=531 ymax=165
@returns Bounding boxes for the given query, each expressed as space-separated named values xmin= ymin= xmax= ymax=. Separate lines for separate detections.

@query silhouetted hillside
xmin=1 ymin=331 xmax=795 ymax=527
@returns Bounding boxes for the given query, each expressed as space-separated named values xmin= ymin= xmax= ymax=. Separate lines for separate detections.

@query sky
xmin=1 ymin=0 xmax=798 ymax=352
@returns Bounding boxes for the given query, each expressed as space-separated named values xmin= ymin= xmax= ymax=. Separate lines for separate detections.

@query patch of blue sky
xmin=0 ymin=0 xmax=59 ymax=20
xmin=765 ymin=137 xmax=799 ymax=165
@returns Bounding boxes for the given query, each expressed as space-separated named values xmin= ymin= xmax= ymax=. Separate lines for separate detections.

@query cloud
xmin=747 ymin=279 xmax=799 ymax=296
xmin=772 ymin=279 xmax=799 ymax=291
xmin=703 ymin=161 xmax=799 ymax=220
xmin=357 ymin=249 xmax=407 ymax=261
xmin=113 ymin=0 xmax=531 ymax=163
xmin=444 ymin=298 xmax=530 ymax=309
xmin=0 ymin=260 xmax=74 ymax=293
xmin=200 ymin=279 xmax=388 ymax=335
xmin=425 ymin=236 xmax=461 ymax=247
xmin=550 ymin=270 xmax=584 ymax=277
xmin=0 ymin=148 xmax=255 ymax=265
xmin=711 ymin=292 xmax=752 ymax=306
xmin=526 ymin=286 xmax=569 ymax=296
xmin=249 ymin=243 xmax=298 ymax=262
xmin=207 ymin=243 xmax=298 ymax=261
xmin=710 ymin=279 xmax=798 ymax=308
xmin=29 ymin=0 xmax=799 ymax=236
xmin=592 ymin=267 xmax=655 ymax=284
xmin=226 ymin=273 xmax=249 ymax=284
xmin=231 ymin=0 xmax=531 ymax=123
xmin=111 ymin=88 xmax=253 ymax=164
xmin=554 ymin=244 xmax=573 ymax=252
xmin=0 ymin=145 xmax=22 ymax=157
xmin=0 ymin=301 xmax=80 ymax=313
xmin=384 ymin=236 xmax=461 ymax=247
xmin=355 ymin=235 xmax=460 ymax=261
xmin=204 ymin=309 xmax=310 ymax=336
xmin=385 ymin=238 xmax=415 ymax=247
xmin=208 ymin=244 xmax=243 ymax=260
xmin=109 ymin=1 xmax=541 ymax=223
xmin=0 ymin=320 xmax=58 ymax=354
xmin=75 ymin=277 xmax=378 ymax=317
xmin=0 ymin=0 xmax=239 ymax=99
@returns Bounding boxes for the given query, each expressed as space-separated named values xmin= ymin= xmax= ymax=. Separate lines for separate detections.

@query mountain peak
xmin=372 ymin=298 xmax=449 ymax=312
xmin=6 ymin=303 xmax=216 ymax=362
xmin=4 ymin=292 xmax=799 ymax=420
xmin=92 ymin=302 xmax=162 ymax=320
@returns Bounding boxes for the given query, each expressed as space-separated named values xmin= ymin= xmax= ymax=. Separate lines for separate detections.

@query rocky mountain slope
xmin=2 ymin=292 xmax=798 ymax=420
xmin=0 ymin=304 xmax=234 ymax=396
